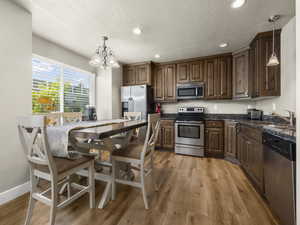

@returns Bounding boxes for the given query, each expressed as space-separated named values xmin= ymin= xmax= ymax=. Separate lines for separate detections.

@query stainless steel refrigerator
xmin=121 ymin=85 xmax=154 ymax=120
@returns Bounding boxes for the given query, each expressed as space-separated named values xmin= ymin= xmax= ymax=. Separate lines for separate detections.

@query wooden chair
xmin=111 ymin=113 xmax=160 ymax=209
xmin=18 ymin=115 xmax=95 ymax=225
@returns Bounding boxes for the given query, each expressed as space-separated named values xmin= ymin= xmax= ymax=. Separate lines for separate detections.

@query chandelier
xmin=89 ymin=36 xmax=120 ymax=69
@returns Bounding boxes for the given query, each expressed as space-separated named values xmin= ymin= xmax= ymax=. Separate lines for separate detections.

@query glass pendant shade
xmin=89 ymin=55 xmax=101 ymax=67
xmin=267 ymin=53 xmax=280 ymax=67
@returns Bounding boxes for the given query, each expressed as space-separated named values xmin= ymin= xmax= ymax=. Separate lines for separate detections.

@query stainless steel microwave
xmin=176 ymin=83 xmax=205 ymax=100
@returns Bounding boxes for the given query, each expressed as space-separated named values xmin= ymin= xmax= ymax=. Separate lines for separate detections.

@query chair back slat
xmin=18 ymin=115 xmax=57 ymax=174
xmin=124 ymin=112 xmax=142 ymax=121
xmin=141 ymin=114 xmax=160 ymax=161
xmin=62 ymin=112 xmax=82 ymax=124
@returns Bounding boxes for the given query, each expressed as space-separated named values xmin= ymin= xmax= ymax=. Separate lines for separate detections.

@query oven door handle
xmin=175 ymin=122 xmax=204 ymax=126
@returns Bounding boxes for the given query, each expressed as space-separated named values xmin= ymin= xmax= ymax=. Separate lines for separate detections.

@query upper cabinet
xmin=233 ymin=49 xmax=250 ymax=99
xmin=233 ymin=30 xmax=281 ymax=99
xmin=251 ymin=30 xmax=281 ymax=97
xmin=123 ymin=62 xmax=152 ymax=86
xmin=205 ymin=55 xmax=232 ymax=100
xmin=177 ymin=61 xmax=205 ymax=83
xmin=154 ymin=64 xmax=176 ymax=102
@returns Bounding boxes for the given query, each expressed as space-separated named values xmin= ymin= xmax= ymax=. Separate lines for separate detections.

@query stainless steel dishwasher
xmin=263 ymin=132 xmax=296 ymax=225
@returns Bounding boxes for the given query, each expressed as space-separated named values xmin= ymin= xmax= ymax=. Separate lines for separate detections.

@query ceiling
xmin=14 ymin=0 xmax=295 ymax=63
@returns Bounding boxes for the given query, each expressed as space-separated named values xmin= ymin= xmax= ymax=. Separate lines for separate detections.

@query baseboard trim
xmin=0 ymin=182 xmax=30 ymax=205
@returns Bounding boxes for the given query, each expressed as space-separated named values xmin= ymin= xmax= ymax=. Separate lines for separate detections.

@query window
xmin=32 ymin=55 xmax=95 ymax=113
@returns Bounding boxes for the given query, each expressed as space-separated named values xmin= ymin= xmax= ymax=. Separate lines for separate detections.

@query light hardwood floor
xmin=0 ymin=152 xmax=279 ymax=225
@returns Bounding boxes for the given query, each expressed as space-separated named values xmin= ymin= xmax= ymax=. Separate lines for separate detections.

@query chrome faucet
xmin=287 ymin=110 xmax=296 ymax=127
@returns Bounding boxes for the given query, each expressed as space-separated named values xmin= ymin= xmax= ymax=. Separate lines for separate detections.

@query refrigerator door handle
xmin=128 ymin=97 xmax=134 ymax=112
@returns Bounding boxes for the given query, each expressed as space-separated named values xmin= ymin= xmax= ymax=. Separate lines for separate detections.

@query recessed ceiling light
xmin=154 ymin=54 xmax=160 ymax=58
xmin=219 ymin=43 xmax=228 ymax=48
xmin=132 ymin=27 xmax=142 ymax=35
xmin=231 ymin=0 xmax=246 ymax=8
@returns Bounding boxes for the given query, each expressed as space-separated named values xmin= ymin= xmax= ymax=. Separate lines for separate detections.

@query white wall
xmin=32 ymin=34 xmax=94 ymax=73
xmin=162 ymin=100 xmax=255 ymax=114
xmin=256 ymin=17 xmax=296 ymax=116
xmin=96 ymin=67 xmax=122 ymax=120
xmin=0 ymin=0 xmax=32 ymax=192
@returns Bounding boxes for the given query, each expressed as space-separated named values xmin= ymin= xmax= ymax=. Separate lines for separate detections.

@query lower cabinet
xmin=224 ymin=121 xmax=238 ymax=160
xmin=156 ymin=120 xmax=175 ymax=150
xmin=205 ymin=121 xmax=224 ymax=157
xmin=237 ymin=125 xmax=264 ymax=193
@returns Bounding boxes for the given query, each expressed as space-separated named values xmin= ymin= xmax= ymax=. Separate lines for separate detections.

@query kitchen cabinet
xmin=205 ymin=120 xmax=224 ymax=158
xmin=177 ymin=61 xmax=205 ymax=83
xmin=205 ymin=56 xmax=232 ymax=100
xmin=233 ymin=50 xmax=251 ymax=99
xmin=249 ymin=30 xmax=281 ymax=98
xmin=123 ymin=65 xmax=136 ymax=86
xmin=237 ymin=124 xmax=264 ymax=192
xmin=224 ymin=121 xmax=238 ymax=160
xmin=154 ymin=64 xmax=176 ymax=102
xmin=123 ymin=62 xmax=152 ymax=86
xmin=156 ymin=120 xmax=175 ymax=150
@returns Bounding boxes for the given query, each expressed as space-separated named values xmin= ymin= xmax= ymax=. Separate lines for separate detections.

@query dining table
xmin=68 ymin=119 xmax=147 ymax=208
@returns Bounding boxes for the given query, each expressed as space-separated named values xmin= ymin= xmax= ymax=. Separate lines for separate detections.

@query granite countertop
xmin=159 ymin=113 xmax=296 ymax=143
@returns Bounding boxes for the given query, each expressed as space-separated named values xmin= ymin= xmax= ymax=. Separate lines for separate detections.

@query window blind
xmin=32 ymin=56 xmax=94 ymax=113
xmin=63 ymin=67 xmax=90 ymax=112
xmin=32 ymin=57 xmax=61 ymax=113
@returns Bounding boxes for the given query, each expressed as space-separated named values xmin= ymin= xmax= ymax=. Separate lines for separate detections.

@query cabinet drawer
xmin=240 ymin=125 xmax=261 ymax=142
xmin=161 ymin=120 xmax=174 ymax=126
xmin=205 ymin=120 xmax=224 ymax=128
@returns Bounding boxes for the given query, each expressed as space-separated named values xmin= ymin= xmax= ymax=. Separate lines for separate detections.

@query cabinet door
xmin=164 ymin=64 xmax=177 ymax=101
xmin=233 ymin=50 xmax=250 ymax=98
xmin=136 ymin=64 xmax=150 ymax=85
xmin=156 ymin=128 xmax=162 ymax=148
xmin=205 ymin=128 xmax=224 ymax=157
xmin=250 ymin=40 xmax=260 ymax=97
xmin=190 ymin=61 xmax=204 ymax=82
xmin=177 ymin=63 xmax=190 ymax=83
xmin=250 ymin=140 xmax=264 ymax=191
xmin=154 ymin=66 xmax=165 ymax=101
xmin=240 ymin=135 xmax=250 ymax=171
xmin=123 ymin=66 xmax=136 ymax=86
xmin=260 ymin=35 xmax=281 ymax=96
xmin=162 ymin=126 xmax=174 ymax=149
xmin=218 ymin=56 xmax=232 ymax=99
xmin=205 ymin=58 xmax=218 ymax=99
xmin=224 ymin=122 xmax=237 ymax=159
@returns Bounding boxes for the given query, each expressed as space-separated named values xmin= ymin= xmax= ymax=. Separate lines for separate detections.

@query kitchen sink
xmin=266 ymin=124 xmax=296 ymax=131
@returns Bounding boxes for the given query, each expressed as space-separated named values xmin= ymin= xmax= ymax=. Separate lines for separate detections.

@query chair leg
xmin=49 ymin=180 xmax=58 ymax=225
xmin=24 ymin=169 xmax=37 ymax=225
xmin=88 ymin=162 xmax=95 ymax=208
xmin=111 ymin=159 xmax=116 ymax=200
xmin=151 ymin=156 xmax=159 ymax=192
xmin=141 ymin=166 xmax=149 ymax=210
xmin=24 ymin=192 xmax=36 ymax=225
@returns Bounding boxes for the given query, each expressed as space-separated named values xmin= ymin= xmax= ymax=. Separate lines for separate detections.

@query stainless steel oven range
xmin=175 ymin=107 xmax=205 ymax=157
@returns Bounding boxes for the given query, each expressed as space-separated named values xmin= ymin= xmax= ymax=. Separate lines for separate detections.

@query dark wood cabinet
xmin=237 ymin=124 xmax=264 ymax=192
xmin=156 ymin=120 xmax=175 ymax=150
xmin=123 ymin=62 xmax=152 ymax=86
xmin=205 ymin=121 xmax=224 ymax=157
xmin=205 ymin=56 xmax=232 ymax=100
xmin=177 ymin=63 xmax=190 ymax=83
xmin=224 ymin=121 xmax=238 ymax=160
xmin=154 ymin=64 xmax=176 ymax=102
xmin=249 ymin=30 xmax=281 ymax=98
xmin=233 ymin=50 xmax=251 ymax=98
xmin=123 ymin=65 xmax=136 ymax=86
xmin=177 ymin=61 xmax=205 ymax=83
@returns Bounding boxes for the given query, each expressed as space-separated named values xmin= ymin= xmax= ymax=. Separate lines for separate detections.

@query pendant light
xmin=267 ymin=15 xmax=280 ymax=67
xmin=89 ymin=36 xmax=120 ymax=69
